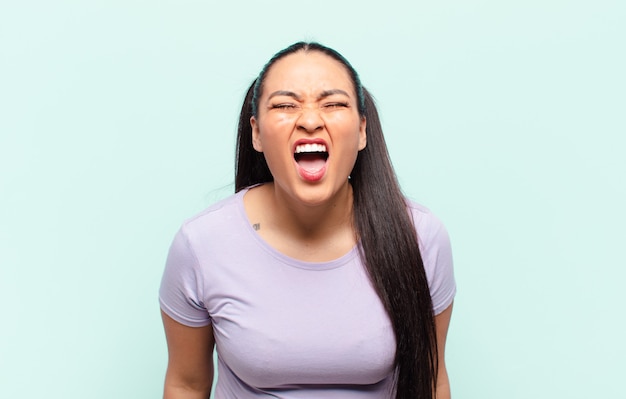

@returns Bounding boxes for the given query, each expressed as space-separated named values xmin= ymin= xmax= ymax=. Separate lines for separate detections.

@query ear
xmin=358 ymin=116 xmax=367 ymax=151
xmin=250 ymin=116 xmax=263 ymax=152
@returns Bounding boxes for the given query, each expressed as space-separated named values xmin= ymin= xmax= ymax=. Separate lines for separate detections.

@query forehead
xmin=261 ymin=51 xmax=355 ymax=96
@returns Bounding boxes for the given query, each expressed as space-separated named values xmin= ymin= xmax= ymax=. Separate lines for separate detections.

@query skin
xmin=161 ymin=50 xmax=453 ymax=398
xmin=162 ymin=311 xmax=214 ymax=399
xmin=435 ymin=303 xmax=453 ymax=399
xmin=250 ymin=52 xmax=365 ymax=227
xmin=247 ymin=51 xmax=366 ymax=262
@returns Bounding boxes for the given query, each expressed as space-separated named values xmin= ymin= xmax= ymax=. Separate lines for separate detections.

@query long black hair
xmin=235 ymin=42 xmax=438 ymax=398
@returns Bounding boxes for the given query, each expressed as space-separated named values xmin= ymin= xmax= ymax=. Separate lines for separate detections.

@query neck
xmin=268 ymin=182 xmax=354 ymax=239
xmin=243 ymin=182 xmax=358 ymax=262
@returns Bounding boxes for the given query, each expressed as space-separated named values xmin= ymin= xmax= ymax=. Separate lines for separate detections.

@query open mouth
xmin=294 ymin=143 xmax=329 ymax=172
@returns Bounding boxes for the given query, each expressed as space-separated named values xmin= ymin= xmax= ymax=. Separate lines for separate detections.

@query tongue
xmin=297 ymin=153 xmax=327 ymax=172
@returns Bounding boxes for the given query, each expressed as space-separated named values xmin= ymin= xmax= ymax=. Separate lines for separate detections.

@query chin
xmin=288 ymin=180 xmax=350 ymax=207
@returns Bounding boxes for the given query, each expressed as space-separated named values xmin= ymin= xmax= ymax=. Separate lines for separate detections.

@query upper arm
xmin=434 ymin=302 xmax=453 ymax=399
xmin=162 ymin=311 xmax=215 ymax=398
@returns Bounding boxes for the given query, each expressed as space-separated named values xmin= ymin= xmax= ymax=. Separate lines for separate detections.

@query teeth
xmin=295 ymin=143 xmax=327 ymax=153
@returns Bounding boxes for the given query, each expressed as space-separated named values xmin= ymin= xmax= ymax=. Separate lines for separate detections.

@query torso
xmin=193 ymin=189 xmax=397 ymax=397
xmin=159 ymin=186 xmax=456 ymax=398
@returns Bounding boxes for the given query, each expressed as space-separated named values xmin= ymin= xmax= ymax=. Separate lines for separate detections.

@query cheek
xmin=324 ymin=110 xmax=360 ymax=126
xmin=324 ymin=114 xmax=365 ymax=144
xmin=260 ymin=115 xmax=297 ymax=139
xmin=255 ymin=117 xmax=296 ymax=161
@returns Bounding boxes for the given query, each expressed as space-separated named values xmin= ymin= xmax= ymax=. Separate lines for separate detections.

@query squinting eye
xmin=271 ymin=103 xmax=296 ymax=110
xmin=324 ymin=102 xmax=349 ymax=109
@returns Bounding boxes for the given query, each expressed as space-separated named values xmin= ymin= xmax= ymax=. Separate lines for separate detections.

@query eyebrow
xmin=267 ymin=89 xmax=351 ymax=101
xmin=267 ymin=91 xmax=302 ymax=101
xmin=317 ymin=89 xmax=350 ymax=100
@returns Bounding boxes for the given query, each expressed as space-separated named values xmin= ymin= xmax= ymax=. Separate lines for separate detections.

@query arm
xmin=162 ymin=311 xmax=215 ymax=399
xmin=434 ymin=302 xmax=453 ymax=399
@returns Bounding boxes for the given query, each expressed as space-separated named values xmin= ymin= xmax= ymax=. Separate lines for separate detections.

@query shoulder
xmin=405 ymin=198 xmax=456 ymax=315
xmin=179 ymin=190 xmax=246 ymax=238
xmin=404 ymin=199 xmax=448 ymax=243
xmin=160 ymin=190 xmax=249 ymax=324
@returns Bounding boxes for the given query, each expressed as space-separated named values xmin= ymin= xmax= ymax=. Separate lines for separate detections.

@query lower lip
xmin=295 ymin=162 xmax=327 ymax=182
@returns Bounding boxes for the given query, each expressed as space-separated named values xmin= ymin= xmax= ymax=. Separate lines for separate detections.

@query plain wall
xmin=1 ymin=1 xmax=624 ymax=397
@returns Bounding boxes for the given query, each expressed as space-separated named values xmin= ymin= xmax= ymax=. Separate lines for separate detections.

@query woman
xmin=160 ymin=42 xmax=456 ymax=398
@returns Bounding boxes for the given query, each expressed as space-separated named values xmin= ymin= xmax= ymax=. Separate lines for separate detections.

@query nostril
xmin=297 ymin=110 xmax=324 ymax=132
xmin=297 ymin=123 xmax=323 ymax=132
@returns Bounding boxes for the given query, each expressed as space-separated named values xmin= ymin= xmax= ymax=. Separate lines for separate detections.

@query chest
xmin=201 ymin=250 xmax=396 ymax=389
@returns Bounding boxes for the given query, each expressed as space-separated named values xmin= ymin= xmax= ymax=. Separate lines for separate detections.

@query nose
xmin=297 ymin=107 xmax=323 ymax=133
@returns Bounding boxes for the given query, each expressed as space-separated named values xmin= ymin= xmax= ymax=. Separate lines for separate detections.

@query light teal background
xmin=1 ymin=1 xmax=624 ymax=397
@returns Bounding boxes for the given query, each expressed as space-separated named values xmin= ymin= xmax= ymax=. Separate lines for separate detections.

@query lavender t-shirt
xmin=159 ymin=188 xmax=456 ymax=398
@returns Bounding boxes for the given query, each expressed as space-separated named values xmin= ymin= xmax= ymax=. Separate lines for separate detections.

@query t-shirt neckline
xmin=235 ymin=187 xmax=360 ymax=271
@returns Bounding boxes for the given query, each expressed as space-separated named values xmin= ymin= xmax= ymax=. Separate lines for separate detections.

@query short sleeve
xmin=414 ymin=208 xmax=456 ymax=315
xmin=159 ymin=226 xmax=212 ymax=327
